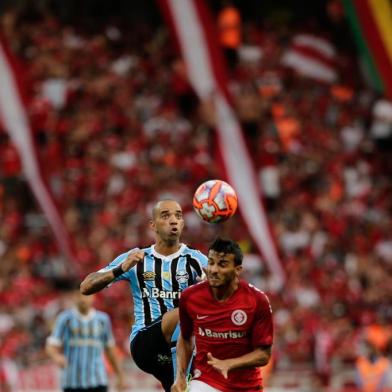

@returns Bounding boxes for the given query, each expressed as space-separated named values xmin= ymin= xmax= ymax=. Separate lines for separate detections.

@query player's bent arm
xmin=171 ymin=334 xmax=194 ymax=392
xmin=80 ymin=250 xmax=144 ymax=295
xmin=231 ymin=345 xmax=272 ymax=369
xmin=207 ymin=346 xmax=271 ymax=378
xmin=80 ymin=270 xmax=118 ymax=295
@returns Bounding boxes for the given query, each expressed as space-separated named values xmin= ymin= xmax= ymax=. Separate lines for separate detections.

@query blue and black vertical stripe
xmin=102 ymin=245 xmax=207 ymax=341
xmin=50 ymin=309 xmax=112 ymax=389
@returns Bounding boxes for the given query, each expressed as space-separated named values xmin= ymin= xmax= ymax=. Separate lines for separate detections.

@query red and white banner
xmin=282 ymin=34 xmax=337 ymax=83
xmin=0 ymin=37 xmax=74 ymax=261
xmin=160 ymin=0 xmax=285 ymax=287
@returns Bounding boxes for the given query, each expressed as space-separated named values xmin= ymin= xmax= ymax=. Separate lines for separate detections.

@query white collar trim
xmin=151 ymin=243 xmax=185 ymax=260
xmin=72 ymin=308 xmax=96 ymax=321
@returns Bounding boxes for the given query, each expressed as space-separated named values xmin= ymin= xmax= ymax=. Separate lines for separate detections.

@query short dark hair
xmin=209 ymin=237 xmax=243 ymax=266
xmin=151 ymin=199 xmax=180 ymax=220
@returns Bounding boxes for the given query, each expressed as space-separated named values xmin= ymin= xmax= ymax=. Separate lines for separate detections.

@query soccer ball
xmin=193 ymin=179 xmax=238 ymax=223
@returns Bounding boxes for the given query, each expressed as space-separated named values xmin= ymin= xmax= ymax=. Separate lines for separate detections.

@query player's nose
xmin=169 ymin=215 xmax=179 ymax=224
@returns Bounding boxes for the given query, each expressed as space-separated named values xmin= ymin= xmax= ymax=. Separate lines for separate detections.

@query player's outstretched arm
xmin=207 ymin=346 xmax=271 ymax=379
xmin=80 ymin=250 xmax=144 ymax=295
xmin=171 ymin=334 xmax=194 ymax=392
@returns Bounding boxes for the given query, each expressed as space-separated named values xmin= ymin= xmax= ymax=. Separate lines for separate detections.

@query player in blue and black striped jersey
xmin=80 ymin=199 xmax=208 ymax=391
xmin=46 ymin=290 xmax=124 ymax=392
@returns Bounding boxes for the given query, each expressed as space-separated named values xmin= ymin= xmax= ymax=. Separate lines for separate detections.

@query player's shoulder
xmin=141 ymin=245 xmax=153 ymax=256
xmin=182 ymin=280 xmax=208 ymax=298
xmin=109 ymin=249 xmax=134 ymax=264
xmin=127 ymin=245 xmax=151 ymax=255
xmin=58 ymin=308 xmax=73 ymax=317
xmin=240 ymin=281 xmax=271 ymax=302
xmin=56 ymin=308 xmax=74 ymax=323
xmin=95 ymin=310 xmax=110 ymax=321
xmin=109 ymin=246 xmax=150 ymax=264
xmin=182 ymin=244 xmax=207 ymax=260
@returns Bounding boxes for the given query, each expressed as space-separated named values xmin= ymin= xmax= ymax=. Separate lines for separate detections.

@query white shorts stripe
xmin=189 ymin=380 xmax=222 ymax=392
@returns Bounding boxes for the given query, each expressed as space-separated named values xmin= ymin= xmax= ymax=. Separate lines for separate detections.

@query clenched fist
xmin=120 ymin=249 xmax=145 ymax=272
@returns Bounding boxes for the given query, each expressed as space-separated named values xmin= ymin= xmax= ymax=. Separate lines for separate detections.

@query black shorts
xmin=64 ymin=386 xmax=107 ymax=392
xmin=131 ymin=318 xmax=174 ymax=392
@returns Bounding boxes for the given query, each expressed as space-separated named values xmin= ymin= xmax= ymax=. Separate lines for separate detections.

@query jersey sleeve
xmin=98 ymin=248 xmax=139 ymax=283
xmin=190 ymin=251 xmax=208 ymax=281
xmin=178 ymin=291 xmax=193 ymax=340
xmin=46 ymin=311 xmax=69 ymax=347
xmin=199 ymin=252 xmax=208 ymax=268
xmin=251 ymin=291 xmax=273 ymax=348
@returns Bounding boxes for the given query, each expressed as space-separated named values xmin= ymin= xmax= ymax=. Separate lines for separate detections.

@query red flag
xmin=159 ymin=0 xmax=285 ymax=287
xmin=282 ymin=34 xmax=338 ymax=83
xmin=0 ymin=36 xmax=74 ymax=262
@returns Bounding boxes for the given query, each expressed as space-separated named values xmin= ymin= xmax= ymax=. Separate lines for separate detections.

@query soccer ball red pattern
xmin=193 ymin=179 xmax=238 ymax=223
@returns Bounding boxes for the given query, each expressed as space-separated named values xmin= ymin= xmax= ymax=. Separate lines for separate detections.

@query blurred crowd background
xmin=0 ymin=0 xmax=391 ymax=391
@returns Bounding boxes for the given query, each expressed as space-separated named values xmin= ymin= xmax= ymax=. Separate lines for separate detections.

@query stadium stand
xmin=0 ymin=1 xmax=391 ymax=391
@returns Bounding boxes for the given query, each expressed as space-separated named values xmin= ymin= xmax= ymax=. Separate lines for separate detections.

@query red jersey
xmin=179 ymin=280 xmax=273 ymax=392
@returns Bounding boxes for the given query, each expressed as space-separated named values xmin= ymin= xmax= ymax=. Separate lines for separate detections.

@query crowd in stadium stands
xmin=1 ymin=3 xmax=392 ymax=390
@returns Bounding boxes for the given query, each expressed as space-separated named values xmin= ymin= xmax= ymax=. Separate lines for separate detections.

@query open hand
xmin=54 ymin=354 xmax=67 ymax=368
xmin=207 ymin=352 xmax=232 ymax=379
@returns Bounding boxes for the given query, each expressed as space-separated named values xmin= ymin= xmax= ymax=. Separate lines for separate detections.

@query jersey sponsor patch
xmin=231 ymin=309 xmax=247 ymax=326
xmin=142 ymin=271 xmax=156 ymax=280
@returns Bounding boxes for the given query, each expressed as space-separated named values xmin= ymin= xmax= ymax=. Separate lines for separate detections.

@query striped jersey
xmin=101 ymin=243 xmax=208 ymax=341
xmin=47 ymin=308 xmax=114 ymax=389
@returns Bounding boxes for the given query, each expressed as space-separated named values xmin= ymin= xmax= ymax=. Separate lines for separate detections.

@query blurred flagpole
xmin=0 ymin=36 xmax=74 ymax=262
xmin=160 ymin=0 xmax=285 ymax=289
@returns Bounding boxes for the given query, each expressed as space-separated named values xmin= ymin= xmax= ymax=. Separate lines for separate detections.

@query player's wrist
xmin=112 ymin=264 xmax=124 ymax=278
xmin=176 ymin=370 xmax=187 ymax=380
xmin=224 ymin=359 xmax=235 ymax=372
xmin=174 ymin=376 xmax=187 ymax=386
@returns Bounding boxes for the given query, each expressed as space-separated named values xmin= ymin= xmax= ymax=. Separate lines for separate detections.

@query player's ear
xmin=150 ymin=219 xmax=156 ymax=231
xmin=235 ymin=265 xmax=243 ymax=276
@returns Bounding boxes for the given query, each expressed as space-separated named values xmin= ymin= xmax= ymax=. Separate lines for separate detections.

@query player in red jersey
xmin=171 ymin=238 xmax=273 ymax=392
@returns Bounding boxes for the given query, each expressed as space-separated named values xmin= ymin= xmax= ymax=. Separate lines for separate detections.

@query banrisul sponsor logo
xmin=142 ymin=287 xmax=181 ymax=299
xmin=198 ymin=327 xmax=246 ymax=339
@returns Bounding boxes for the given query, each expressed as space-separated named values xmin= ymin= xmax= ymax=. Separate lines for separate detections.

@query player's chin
xmin=208 ymin=278 xmax=221 ymax=286
xmin=165 ymin=232 xmax=181 ymax=244
xmin=168 ymin=231 xmax=180 ymax=240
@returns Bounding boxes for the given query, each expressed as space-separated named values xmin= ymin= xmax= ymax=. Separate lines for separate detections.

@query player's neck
xmin=154 ymin=239 xmax=181 ymax=256
xmin=211 ymin=281 xmax=238 ymax=302
xmin=77 ymin=307 xmax=91 ymax=316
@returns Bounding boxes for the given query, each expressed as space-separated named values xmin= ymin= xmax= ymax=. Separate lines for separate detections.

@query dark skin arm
xmin=105 ymin=345 xmax=125 ymax=391
xmin=207 ymin=346 xmax=272 ymax=379
xmin=171 ymin=334 xmax=194 ymax=392
xmin=80 ymin=250 xmax=144 ymax=295
xmin=46 ymin=343 xmax=67 ymax=368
